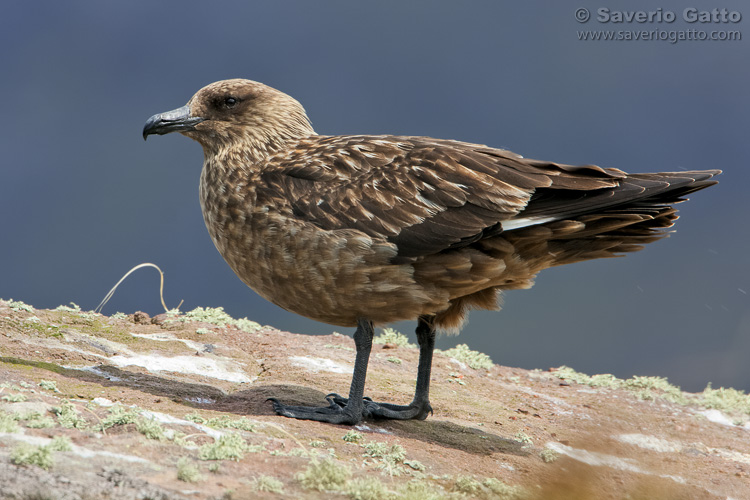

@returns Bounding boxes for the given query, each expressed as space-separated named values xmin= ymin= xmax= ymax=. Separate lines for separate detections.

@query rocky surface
xmin=0 ymin=299 xmax=748 ymax=499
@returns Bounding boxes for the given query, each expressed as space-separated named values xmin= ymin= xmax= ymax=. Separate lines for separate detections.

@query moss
xmin=387 ymin=356 xmax=403 ymax=365
xmin=177 ymin=457 xmax=203 ymax=483
xmin=10 ymin=443 xmax=54 ymax=470
xmin=343 ymin=430 xmax=363 ymax=443
xmin=373 ymin=328 xmax=416 ymax=348
xmin=296 ymin=458 xmax=351 ymax=492
xmin=439 ymin=344 xmax=494 ymax=370
xmin=253 ymin=475 xmax=284 ymax=494
xmin=346 ymin=477 xmax=394 ymax=500
xmin=198 ymin=433 xmax=251 ymax=461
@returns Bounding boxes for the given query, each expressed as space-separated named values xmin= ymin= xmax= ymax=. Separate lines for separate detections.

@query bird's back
xmin=195 ymin=133 xmax=718 ymax=332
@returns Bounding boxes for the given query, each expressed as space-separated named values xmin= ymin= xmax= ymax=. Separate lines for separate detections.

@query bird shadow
xmin=3 ymin=357 xmax=526 ymax=457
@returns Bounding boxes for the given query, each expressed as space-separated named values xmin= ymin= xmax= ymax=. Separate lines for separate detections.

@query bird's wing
xmin=257 ymin=135 xmax=630 ymax=258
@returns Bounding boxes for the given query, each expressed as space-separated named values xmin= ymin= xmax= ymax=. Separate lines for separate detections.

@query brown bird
xmin=143 ymin=79 xmax=719 ymax=425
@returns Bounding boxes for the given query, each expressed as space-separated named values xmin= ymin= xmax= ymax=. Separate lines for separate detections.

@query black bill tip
xmin=143 ymin=105 xmax=206 ymax=140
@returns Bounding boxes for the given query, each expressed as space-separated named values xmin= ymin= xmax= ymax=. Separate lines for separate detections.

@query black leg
xmin=328 ymin=315 xmax=435 ymax=420
xmin=268 ymin=318 xmax=374 ymax=425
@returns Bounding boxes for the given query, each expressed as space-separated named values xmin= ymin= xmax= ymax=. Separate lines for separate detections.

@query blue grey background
xmin=2 ymin=2 xmax=748 ymax=392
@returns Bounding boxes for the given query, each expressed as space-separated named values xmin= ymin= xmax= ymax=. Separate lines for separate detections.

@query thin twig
xmin=95 ymin=263 xmax=182 ymax=314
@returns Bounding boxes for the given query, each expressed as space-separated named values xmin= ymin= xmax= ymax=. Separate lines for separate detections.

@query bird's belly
xmin=203 ymin=209 xmax=443 ymax=326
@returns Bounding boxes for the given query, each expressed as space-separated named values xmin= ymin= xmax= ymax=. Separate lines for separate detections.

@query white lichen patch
xmin=107 ymin=353 xmax=252 ymax=383
xmin=616 ymin=434 xmax=682 ymax=453
xmin=700 ymin=409 xmax=739 ymax=427
xmin=130 ymin=332 xmax=205 ymax=352
xmin=546 ymin=441 xmax=688 ymax=486
xmin=289 ymin=356 xmax=351 ymax=374
xmin=0 ymin=432 xmax=151 ymax=464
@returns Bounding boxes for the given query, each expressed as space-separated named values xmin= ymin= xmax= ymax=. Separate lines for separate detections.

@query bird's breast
xmin=198 ymin=166 xmax=443 ymax=326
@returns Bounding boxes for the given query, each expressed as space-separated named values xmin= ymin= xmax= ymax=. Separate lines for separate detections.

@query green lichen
xmin=7 ymin=299 xmax=35 ymax=313
xmin=24 ymin=413 xmax=56 ymax=429
xmin=373 ymin=328 xmax=415 ymax=348
xmin=346 ymin=477 xmax=394 ymax=500
xmin=97 ymin=404 xmax=139 ymax=431
xmin=2 ymin=393 xmax=28 ymax=402
xmin=10 ymin=442 xmax=54 ymax=470
xmin=198 ymin=432 xmax=253 ymax=461
xmin=404 ymin=460 xmax=425 ymax=471
xmin=387 ymin=356 xmax=402 ymax=365
xmin=55 ymin=302 xmax=81 ymax=313
xmin=52 ymin=400 xmax=88 ymax=429
xmin=136 ymin=416 xmax=166 ymax=440
xmin=363 ymin=441 xmax=406 ymax=476
xmin=513 ymin=432 xmax=533 ymax=446
xmin=343 ymin=430 xmax=363 ymax=443
xmin=399 ymin=480 xmax=447 ymax=500
xmin=700 ymin=384 xmax=750 ymax=415
xmin=111 ymin=312 xmax=128 ymax=320
xmin=48 ymin=436 xmax=72 ymax=452
xmin=38 ymin=380 xmax=59 ymax=392
xmin=439 ymin=344 xmax=494 ymax=370
xmin=550 ymin=366 xmax=750 ymax=418
xmin=454 ymin=476 xmax=525 ymax=500
xmin=176 ymin=458 xmax=202 ymax=483
xmin=185 ymin=412 xmax=258 ymax=432
xmin=0 ymin=411 xmax=20 ymax=433
xmin=540 ymin=448 xmax=559 ymax=463
xmin=482 ymin=477 xmax=527 ymax=499
xmin=296 ymin=458 xmax=351 ymax=491
xmin=174 ymin=306 xmax=262 ymax=333
xmin=447 ymin=372 xmax=466 ymax=385
xmin=253 ymin=475 xmax=284 ymax=494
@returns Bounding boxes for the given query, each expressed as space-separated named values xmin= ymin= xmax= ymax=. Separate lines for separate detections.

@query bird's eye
xmin=224 ymin=97 xmax=238 ymax=108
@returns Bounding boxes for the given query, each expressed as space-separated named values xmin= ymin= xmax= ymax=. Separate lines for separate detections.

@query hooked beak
xmin=142 ymin=105 xmax=206 ymax=140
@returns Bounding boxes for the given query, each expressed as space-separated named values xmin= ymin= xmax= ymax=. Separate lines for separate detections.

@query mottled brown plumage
xmin=144 ymin=79 xmax=719 ymax=424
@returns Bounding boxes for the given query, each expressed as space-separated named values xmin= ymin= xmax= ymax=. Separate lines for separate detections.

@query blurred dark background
xmin=1 ymin=1 xmax=747 ymax=392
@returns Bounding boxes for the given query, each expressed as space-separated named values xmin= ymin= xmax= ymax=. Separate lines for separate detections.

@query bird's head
xmin=143 ymin=79 xmax=315 ymax=159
